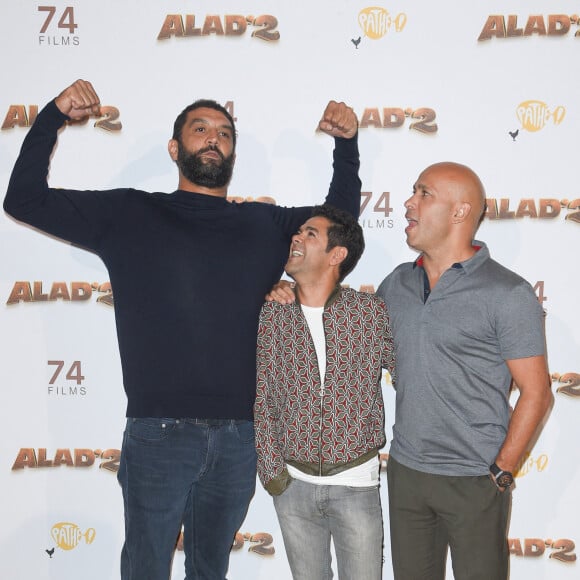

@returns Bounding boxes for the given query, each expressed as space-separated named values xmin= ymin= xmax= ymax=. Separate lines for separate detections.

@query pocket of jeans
xmin=127 ymin=417 xmax=177 ymax=442
xmin=234 ymin=420 xmax=255 ymax=443
xmin=476 ymin=474 xmax=511 ymax=506
xmin=346 ymin=485 xmax=379 ymax=491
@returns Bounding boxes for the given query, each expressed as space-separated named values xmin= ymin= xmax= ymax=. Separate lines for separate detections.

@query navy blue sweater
xmin=4 ymin=101 xmax=361 ymax=419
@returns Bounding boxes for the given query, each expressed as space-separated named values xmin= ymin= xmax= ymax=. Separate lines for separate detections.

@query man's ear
xmin=453 ymin=202 xmax=472 ymax=223
xmin=168 ymin=139 xmax=178 ymax=162
xmin=329 ymin=246 xmax=348 ymax=266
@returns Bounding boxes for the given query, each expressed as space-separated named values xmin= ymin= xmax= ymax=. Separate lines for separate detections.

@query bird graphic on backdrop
xmin=509 ymin=129 xmax=519 ymax=141
xmin=45 ymin=548 xmax=55 ymax=558
xmin=351 ymin=36 xmax=361 ymax=49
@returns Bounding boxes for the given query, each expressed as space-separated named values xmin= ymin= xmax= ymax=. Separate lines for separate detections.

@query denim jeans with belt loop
xmin=117 ymin=417 xmax=257 ymax=580
xmin=273 ymin=478 xmax=384 ymax=580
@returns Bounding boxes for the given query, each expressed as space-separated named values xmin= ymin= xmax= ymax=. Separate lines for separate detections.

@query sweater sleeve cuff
xmin=37 ymin=100 xmax=71 ymax=131
xmin=333 ymin=131 xmax=359 ymax=155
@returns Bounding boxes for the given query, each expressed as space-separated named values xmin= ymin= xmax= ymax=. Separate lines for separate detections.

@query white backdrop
xmin=1 ymin=1 xmax=579 ymax=578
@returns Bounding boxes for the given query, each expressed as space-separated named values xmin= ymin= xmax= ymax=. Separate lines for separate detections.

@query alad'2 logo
xmin=157 ymin=14 xmax=279 ymax=42
xmin=552 ymin=373 xmax=580 ymax=397
xmin=478 ymin=14 xmax=580 ymax=41
xmin=351 ymin=7 xmax=407 ymax=49
xmin=6 ymin=281 xmax=113 ymax=306
xmin=484 ymin=198 xmax=580 ymax=224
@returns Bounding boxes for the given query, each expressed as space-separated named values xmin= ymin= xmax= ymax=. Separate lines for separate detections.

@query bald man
xmin=377 ymin=162 xmax=552 ymax=580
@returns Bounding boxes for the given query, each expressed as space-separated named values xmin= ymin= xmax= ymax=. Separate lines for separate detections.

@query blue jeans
xmin=117 ymin=417 xmax=257 ymax=580
xmin=273 ymin=478 xmax=383 ymax=580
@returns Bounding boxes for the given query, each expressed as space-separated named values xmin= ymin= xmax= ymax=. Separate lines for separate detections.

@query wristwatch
xmin=490 ymin=462 xmax=514 ymax=488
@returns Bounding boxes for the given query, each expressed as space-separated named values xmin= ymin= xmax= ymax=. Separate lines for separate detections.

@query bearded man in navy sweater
xmin=4 ymin=79 xmax=361 ymax=580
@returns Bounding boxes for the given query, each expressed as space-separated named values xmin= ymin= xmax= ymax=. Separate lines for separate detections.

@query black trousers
xmin=387 ymin=457 xmax=511 ymax=580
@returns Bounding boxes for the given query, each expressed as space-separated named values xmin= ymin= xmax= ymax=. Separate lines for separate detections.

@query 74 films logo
xmin=48 ymin=360 xmax=87 ymax=397
xmin=37 ymin=5 xmax=79 ymax=46
xmin=360 ymin=191 xmax=394 ymax=230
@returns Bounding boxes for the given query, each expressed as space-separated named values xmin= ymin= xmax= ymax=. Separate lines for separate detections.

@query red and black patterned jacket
xmin=255 ymin=286 xmax=396 ymax=495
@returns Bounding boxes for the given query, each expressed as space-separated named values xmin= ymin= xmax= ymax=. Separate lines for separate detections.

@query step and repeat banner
xmin=1 ymin=1 xmax=579 ymax=578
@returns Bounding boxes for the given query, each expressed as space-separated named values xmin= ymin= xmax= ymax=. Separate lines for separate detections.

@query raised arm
xmin=54 ymin=79 xmax=101 ymax=119
xmin=318 ymin=101 xmax=361 ymax=219
xmin=4 ymin=80 xmax=115 ymax=250
xmin=4 ymin=79 xmax=101 ymax=214
xmin=270 ymin=100 xmax=361 ymax=244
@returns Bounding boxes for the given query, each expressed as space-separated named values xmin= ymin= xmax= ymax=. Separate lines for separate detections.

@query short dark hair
xmin=172 ymin=99 xmax=237 ymax=149
xmin=312 ymin=204 xmax=364 ymax=282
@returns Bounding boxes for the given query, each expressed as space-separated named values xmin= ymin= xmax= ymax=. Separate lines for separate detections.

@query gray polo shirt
xmin=377 ymin=241 xmax=546 ymax=476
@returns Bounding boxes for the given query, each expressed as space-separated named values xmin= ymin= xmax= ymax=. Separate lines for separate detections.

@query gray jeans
xmin=273 ymin=478 xmax=384 ymax=580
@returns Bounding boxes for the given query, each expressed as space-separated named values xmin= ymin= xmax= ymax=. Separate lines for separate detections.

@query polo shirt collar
xmin=413 ymin=240 xmax=489 ymax=274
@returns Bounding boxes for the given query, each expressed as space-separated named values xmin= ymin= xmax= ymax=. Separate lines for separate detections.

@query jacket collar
xmin=294 ymin=284 xmax=342 ymax=309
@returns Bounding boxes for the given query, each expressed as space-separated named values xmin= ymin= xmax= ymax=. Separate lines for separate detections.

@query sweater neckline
xmin=169 ymin=189 xmax=230 ymax=208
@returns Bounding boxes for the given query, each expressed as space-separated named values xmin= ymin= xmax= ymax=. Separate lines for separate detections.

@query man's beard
xmin=176 ymin=144 xmax=235 ymax=189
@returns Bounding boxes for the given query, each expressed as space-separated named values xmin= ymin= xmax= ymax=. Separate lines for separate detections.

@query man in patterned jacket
xmin=254 ymin=204 xmax=395 ymax=580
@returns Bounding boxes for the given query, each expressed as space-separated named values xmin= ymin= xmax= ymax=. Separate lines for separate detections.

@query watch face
xmin=497 ymin=473 xmax=513 ymax=488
